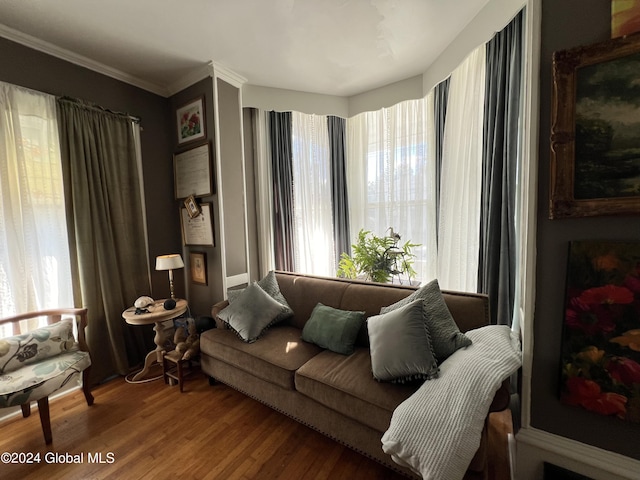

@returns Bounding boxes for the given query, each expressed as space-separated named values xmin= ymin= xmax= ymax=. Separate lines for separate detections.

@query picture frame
xmin=180 ymin=203 xmax=214 ymax=246
xmin=173 ymin=142 xmax=213 ymax=199
xmin=183 ymin=194 xmax=201 ymax=219
xmin=176 ymin=96 xmax=206 ymax=145
xmin=550 ymin=32 xmax=640 ymax=219
xmin=189 ymin=251 xmax=207 ymax=286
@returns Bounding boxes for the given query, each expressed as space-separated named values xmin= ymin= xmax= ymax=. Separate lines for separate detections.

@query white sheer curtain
xmin=0 ymin=82 xmax=73 ymax=333
xmin=346 ymin=94 xmax=437 ymax=284
xmin=291 ymin=112 xmax=335 ymax=276
xmin=437 ymin=46 xmax=486 ymax=292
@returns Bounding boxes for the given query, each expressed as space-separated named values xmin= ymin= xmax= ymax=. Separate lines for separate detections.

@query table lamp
xmin=155 ymin=254 xmax=184 ymax=299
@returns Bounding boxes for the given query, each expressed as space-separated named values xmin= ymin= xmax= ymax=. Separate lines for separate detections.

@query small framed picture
xmin=183 ymin=195 xmax=201 ymax=219
xmin=189 ymin=251 xmax=207 ymax=286
xmin=176 ymin=97 xmax=206 ymax=145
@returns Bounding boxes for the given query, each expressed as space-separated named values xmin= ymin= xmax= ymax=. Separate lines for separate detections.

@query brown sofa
xmin=200 ymin=271 xmax=510 ymax=479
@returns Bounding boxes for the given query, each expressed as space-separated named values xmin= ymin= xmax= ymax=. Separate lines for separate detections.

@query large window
xmin=347 ymin=94 xmax=437 ymax=283
xmin=0 ymin=82 xmax=73 ymax=333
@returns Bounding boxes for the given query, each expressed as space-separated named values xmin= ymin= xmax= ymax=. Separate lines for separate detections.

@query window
xmin=347 ymin=95 xmax=438 ymax=284
xmin=0 ymin=82 xmax=73 ymax=333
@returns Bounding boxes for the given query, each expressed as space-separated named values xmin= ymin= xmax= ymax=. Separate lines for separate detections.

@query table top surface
xmin=122 ymin=299 xmax=188 ymax=325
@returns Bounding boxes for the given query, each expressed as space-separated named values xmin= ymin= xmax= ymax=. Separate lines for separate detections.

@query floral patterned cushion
xmin=0 ymin=347 xmax=91 ymax=408
xmin=0 ymin=319 xmax=76 ymax=374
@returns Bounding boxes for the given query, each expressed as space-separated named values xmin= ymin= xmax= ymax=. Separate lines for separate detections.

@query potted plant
xmin=337 ymin=228 xmax=419 ymax=284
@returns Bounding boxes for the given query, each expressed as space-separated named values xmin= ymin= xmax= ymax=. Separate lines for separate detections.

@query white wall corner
xmin=515 ymin=427 xmax=640 ymax=480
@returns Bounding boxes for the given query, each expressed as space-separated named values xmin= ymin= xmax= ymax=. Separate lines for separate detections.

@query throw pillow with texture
xmin=301 ymin=303 xmax=365 ymax=355
xmin=367 ymin=299 xmax=439 ymax=383
xmin=380 ymin=279 xmax=471 ymax=360
xmin=0 ymin=319 xmax=75 ymax=374
xmin=218 ymin=282 xmax=289 ymax=343
xmin=228 ymin=270 xmax=293 ymax=323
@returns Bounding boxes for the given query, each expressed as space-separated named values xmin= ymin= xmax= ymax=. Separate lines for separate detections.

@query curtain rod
xmin=58 ymin=96 xmax=141 ymax=124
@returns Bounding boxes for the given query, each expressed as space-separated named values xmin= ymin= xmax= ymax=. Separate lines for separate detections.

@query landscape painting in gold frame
xmin=550 ymin=32 xmax=640 ymax=219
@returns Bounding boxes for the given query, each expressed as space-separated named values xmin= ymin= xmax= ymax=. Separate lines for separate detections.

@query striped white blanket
xmin=382 ymin=325 xmax=521 ymax=480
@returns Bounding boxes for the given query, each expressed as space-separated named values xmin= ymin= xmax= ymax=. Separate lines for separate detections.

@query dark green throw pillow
xmin=301 ymin=303 xmax=365 ymax=355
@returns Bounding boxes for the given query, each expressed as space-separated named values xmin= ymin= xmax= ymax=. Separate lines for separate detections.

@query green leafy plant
xmin=337 ymin=229 xmax=419 ymax=284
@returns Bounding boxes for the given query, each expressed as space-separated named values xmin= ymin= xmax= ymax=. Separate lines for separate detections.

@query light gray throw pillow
xmin=367 ymin=299 xmax=439 ymax=383
xmin=380 ymin=279 xmax=471 ymax=360
xmin=218 ymin=282 xmax=289 ymax=343
xmin=228 ymin=270 xmax=293 ymax=323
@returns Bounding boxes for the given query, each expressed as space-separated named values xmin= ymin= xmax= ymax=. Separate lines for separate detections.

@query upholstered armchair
xmin=0 ymin=308 xmax=94 ymax=444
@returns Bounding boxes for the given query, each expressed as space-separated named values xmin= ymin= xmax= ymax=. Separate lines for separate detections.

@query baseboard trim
xmin=516 ymin=427 xmax=640 ymax=479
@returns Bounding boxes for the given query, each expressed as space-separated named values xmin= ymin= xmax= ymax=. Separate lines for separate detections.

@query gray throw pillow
xmin=301 ymin=303 xmax=365 ymax=355
xmin=380 ymin=279 xmax=471 ymax=360
xmin=228 ymin=270 xmax=293 ymax=323
xmin=367 ymin=299 xmax=439 ymax=383
xmin=218 ymin=282 xmax=289 ymax=343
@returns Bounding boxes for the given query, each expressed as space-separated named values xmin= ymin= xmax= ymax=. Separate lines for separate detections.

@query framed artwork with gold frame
xmin=550 ymin=32 xmax=640 ymax=219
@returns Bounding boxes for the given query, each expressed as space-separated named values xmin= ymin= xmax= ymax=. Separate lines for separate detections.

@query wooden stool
xmin=162 ymin=351 xmax=198 ymax=392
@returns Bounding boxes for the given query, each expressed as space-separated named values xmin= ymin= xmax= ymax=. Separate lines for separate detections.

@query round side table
xmin=122 ymin=299 xmax=188 ymax=381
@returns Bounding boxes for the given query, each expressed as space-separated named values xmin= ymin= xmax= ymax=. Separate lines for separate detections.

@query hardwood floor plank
xmin=0 ymin=374 xmax=512 ymax=480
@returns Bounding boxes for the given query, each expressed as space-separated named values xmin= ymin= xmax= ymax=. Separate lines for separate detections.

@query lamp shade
xmin=155 ymin=254 xmax=184 ymax=271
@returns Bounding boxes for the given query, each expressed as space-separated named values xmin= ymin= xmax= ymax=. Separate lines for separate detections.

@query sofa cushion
xmin=295 ymin=348 xmax=420 ymax=432
xmin=381 ymin=279 xmax=472 ymax=360
xmin=0 ymin=319 xmax=75 ymax=374
xmin=301 ymin=303 xmax=365 ymax=355
xmin=275 ymin=274 xmax=351 ymax=330
xmin=218 ymin=282 xmax=290 ymax=343
xmin=200 ymin=325 xmax=323 ymax=390
xmin=368 ymin=299 xmax=439 ymax=383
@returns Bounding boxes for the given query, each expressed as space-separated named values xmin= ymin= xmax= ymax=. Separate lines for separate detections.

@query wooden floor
xmin=0 ymin=370 xmax=513 ymax=480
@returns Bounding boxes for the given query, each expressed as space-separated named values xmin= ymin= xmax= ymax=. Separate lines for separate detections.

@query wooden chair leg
xmin=37 ymin=397 xmax=52 ymax=444
xmin=21 ymin=403 xmax=31 ymax=418
xmin=177 ymin=359 xmax=184 ymax=393
xmin=82 ymin=368 xmax=94 ymax=406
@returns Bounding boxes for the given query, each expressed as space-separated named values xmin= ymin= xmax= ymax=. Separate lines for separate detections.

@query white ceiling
xmin=0 ymin=0 xmax=491 ymax=97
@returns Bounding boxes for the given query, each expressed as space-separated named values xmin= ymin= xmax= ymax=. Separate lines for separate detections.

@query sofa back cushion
xmin=276 ymin=273 xmax=351 ymax=330
xmin=275 ymin=272 xmax=490 ymax=343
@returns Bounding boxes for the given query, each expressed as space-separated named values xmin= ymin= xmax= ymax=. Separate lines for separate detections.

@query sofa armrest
xmin=211 ymin=300 xmax=229 ymax=329
xmin=488 ymin=379 xmax=511 ymax=412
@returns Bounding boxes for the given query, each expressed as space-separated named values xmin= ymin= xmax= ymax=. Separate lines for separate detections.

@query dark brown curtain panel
xmin=57 ymin=98 xmax=150 ymax=383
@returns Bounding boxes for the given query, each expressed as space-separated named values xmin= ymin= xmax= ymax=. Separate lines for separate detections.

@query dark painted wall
xmin=0 ymin=36 xmax=182 ymax=303
xmin=169 ymin=77 xmax=225 ymax=316
xmin=533 ymin=0 xmax=640 ymax=458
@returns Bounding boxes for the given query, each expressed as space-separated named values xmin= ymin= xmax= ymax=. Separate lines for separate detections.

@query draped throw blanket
xmin=382 ymin=325 xmax=521 ymax=480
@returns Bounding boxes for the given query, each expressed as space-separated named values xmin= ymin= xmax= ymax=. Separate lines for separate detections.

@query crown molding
xmin=165 ymin=62 xmax=216 ymax=97
xmin=0 ymin=23 xmax=169 ymax=97
xmin=211 ymin=61 xmax=247 ymax=88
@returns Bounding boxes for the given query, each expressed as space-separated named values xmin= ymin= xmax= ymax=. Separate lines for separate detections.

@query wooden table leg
xmin=131 ymin=321 xmax=167 ymax=381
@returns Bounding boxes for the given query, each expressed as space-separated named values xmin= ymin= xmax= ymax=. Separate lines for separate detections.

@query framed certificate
xmin=180 ymin=203 xmax=214 ymax=246
xmin=174 ymin=142 xmax=213 ymax=199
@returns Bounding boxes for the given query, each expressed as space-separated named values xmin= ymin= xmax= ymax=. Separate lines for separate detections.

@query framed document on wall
xmin=180 ymin=203 xmax=214 ymax=246
xmin=174 ymin=142 xmax=213 ymax=199
xmin=189 ymin=251 xmax=207 ymax=285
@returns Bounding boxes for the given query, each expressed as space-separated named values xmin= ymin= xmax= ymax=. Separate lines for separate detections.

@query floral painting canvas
xmin=560 ymin=241 xmax=640 ymax=422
